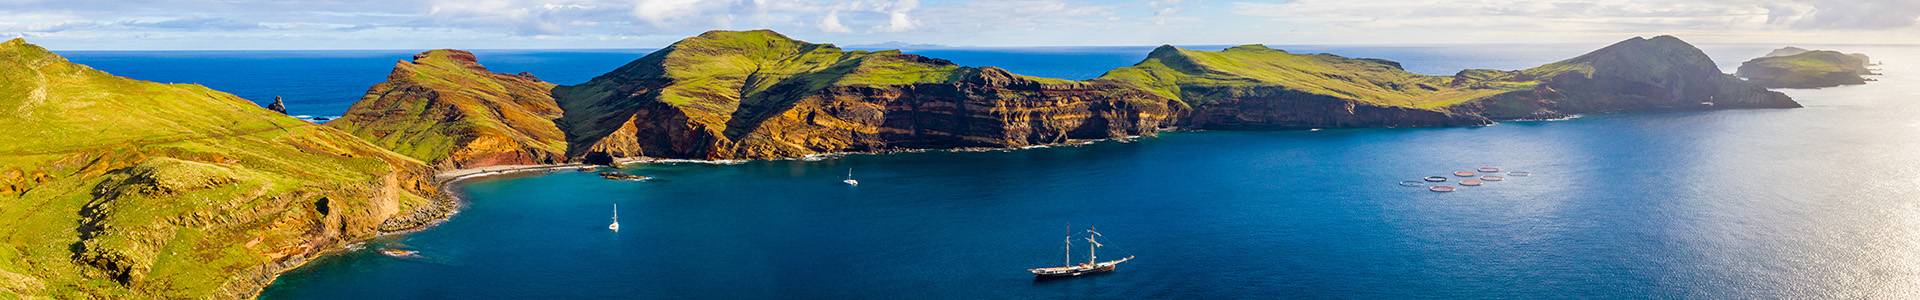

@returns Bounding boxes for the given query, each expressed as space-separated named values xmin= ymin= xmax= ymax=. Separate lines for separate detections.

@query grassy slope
xmin=0 ymin=38 xmax=434 ymax=298
xmin=326 ymin=50 xmax=565 ymax=168
xmin=556 ymin=30 xmax=1079 ymax=155
xmin=1741 ymin=50 xmax=1867 ymax=74
xmin=1095 ymin=45 xmax=1522 ymax=110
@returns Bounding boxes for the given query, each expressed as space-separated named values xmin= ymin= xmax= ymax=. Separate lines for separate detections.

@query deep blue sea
xmin=57 ymin=44 xmax=1920 ymax=298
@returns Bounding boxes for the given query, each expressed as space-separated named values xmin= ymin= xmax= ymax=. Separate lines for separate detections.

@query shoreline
xmin=243 ymin=110 xmax=1747 ymax=297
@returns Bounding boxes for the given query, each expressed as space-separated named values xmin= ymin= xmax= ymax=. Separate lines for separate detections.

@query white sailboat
xmin=609 ymin=203 xmax=620 ymax=232
xmin=843 ymin=168 xmax=859 ymax=186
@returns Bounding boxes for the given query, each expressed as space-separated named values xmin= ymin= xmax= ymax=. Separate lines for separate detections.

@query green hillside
xmin=1095 ymin=44 xmax=1524 ymax=110
xmin=0 ymin=38 xmax=439 ymax=298
xmin=1736 ymin=49 xmax=1873 ymax=89
xmin=328 ymin=49 xmax=567 ymax=169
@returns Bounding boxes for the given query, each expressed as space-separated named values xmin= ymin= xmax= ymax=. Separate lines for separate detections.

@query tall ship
xmin=1029 ymin=226 xmax=1134 ymax=278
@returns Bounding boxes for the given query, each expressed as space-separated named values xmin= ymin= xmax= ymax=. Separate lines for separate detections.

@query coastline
xmin=246 ymin=160 xmax=630 ymax=298
xmin=243 ymin=111 xmax=1733 ymax=297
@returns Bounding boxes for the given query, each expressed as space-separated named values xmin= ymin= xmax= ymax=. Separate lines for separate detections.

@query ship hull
xmin=1029 ymin=256 xmax=1133 ymax=279
xmin=1031 ymin=265 xmax=1116 ymax=278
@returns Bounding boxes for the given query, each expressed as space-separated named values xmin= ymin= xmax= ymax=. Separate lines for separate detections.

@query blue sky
xmin=4 ymin=0 xmax=1918 ymax=50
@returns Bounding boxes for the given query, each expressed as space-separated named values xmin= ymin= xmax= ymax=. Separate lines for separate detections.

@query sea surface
xmin=59 ymin=44 xmax=1920 ymax=298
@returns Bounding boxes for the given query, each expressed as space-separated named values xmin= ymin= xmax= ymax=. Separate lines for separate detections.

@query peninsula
xmin=0 ymin=30 xmax=1800 ymax=298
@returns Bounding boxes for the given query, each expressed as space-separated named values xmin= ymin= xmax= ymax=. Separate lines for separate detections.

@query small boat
xmin=609 ymin=203 xmax=620 ymax=232
xmin=1423 ymin=176 xmax=1448 ymax=182
xmin=1398 ymin=180 xmax=1425 ymax=187
xmin=1454 ymin=171 xmax=1476 ymax=177
xmin=1509 ymin=171 xmax=1532 ymax=177
xmin=843 ymin=168 xmax=859 ymax=186
xmin=1309 ymin=128 xmax=1323 ymax=132
xmin=1459 ymin=179 xmax=1484 ymax=186
xmin=379 ymin=248 xmax=419 ymax=258
xmin=1030 ymin=226 xmax=1134 ymax=278
xmin=1428 ymin=185 xmax=1456 ymax=192
xmin=1482 ymin=176 xmax=1505 ymax=181
xmin=1477 ymin=166 xmax=1501 ymax=173
xmin=599 ymin=172 xmax=650 ymax=181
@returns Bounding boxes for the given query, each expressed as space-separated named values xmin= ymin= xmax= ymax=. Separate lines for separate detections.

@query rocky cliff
xmin=554 ymin=30 xmax=1177 ymax=161
xmin=533 ymin=32 xmax=1800 ymax=161
xmin=327 ymin=49 xmax=567 ymax=169
xmin=1736 ymin=47 xmax=1875 ymax=89
xmin=0 ymin=38 xmax=443 ymax=298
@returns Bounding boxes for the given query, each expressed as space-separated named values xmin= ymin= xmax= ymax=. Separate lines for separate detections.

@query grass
xmin=326 ymin=49 xmax=567 ymax=168
xmin=1095 ymin=44 xmax=1526 ymax=110
xmin=0 ymin=38 xmax=436 ymax=298
xmin=553 ymin=30 xmax=1093 ymax=155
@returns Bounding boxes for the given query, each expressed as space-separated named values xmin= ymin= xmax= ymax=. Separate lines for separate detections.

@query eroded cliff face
xmin=0 ymin=38 xmax=443 ymax=298
xmin=1177 ymin=85 xmax=1490 ymax=128
xmin=546 ymin=32 xmax=1799 ymax=162
xmin=723 ymin=67 xmax=1181 ymax=158
xmin=556 ymin=30 xmax=1179 ymax=161
xmin=328 ymin=49 xmax=567 ymax=170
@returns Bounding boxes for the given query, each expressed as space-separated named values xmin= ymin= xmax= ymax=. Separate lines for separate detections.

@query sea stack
xmin=266 ymin=96 xmax=288 ymax=114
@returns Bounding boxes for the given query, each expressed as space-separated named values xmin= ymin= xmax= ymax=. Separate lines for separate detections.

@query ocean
xmin=59 ymin=44 xmax=1920 ymax=298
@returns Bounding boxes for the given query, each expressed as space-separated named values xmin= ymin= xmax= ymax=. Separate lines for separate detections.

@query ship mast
xmin=1063 ymin=223 xmax=1072 ymax=266
xmin=1086 ymin=226 xmax=1102 ymax=265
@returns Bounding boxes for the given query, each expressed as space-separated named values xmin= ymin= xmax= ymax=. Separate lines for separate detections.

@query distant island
xmin=1736 ymin=47 xmax=1876 ymax=89
xmin=0 ymin=30 xmax=1800 ymax=298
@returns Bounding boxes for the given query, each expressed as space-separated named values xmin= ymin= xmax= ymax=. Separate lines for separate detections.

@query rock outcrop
xmin=1449 ymin=36 xmax=1799 ymax=118
xmin=327 ymin=49 xmax=567 ymax=169
xmin=1737 ymin=47 xmax=1875 ymax=89
xmin=266 ymin=96 xmax=287 ymax=114
xmin=554 ymin=30 xmax=1177 ymax=161
xmin=533 ymin=32 xmax=1800 ymax=161
xmin=0 ymin=38 xmax=441 ymax=298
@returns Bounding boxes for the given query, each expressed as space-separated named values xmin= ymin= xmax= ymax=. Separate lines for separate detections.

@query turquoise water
xmin=67 ymin=45 xmax=1920 ymax=298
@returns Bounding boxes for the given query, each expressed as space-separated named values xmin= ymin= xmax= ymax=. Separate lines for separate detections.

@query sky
xmin=3 ymin=0 xmax=1918 ymax=50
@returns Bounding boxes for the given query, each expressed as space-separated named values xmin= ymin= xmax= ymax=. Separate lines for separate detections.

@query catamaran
xmin=609 ymin=203 xmax=620 ymax=232
xmin=843 ymin=168 xmax=859 ymax=186
xmin=1029 ymin=226 xmax=1134 ymax=278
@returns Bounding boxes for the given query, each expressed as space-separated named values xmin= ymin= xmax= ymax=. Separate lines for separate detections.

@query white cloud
xmin=1 ymin=0 xmax=1915 ymax=49
xmin=632 ymin=0 xmax=731 ymax=27
xmin=876 ymin=0 xmax=918 ymax=32
xmin=820 ymin=9 xmax=851 ymax=33
xmin=1149 ymin=0 xmax=1183 ymax=25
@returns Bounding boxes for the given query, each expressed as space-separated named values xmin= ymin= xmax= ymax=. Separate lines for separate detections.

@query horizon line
xmin=38 ymin=41 xmax=1920 ymax=52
